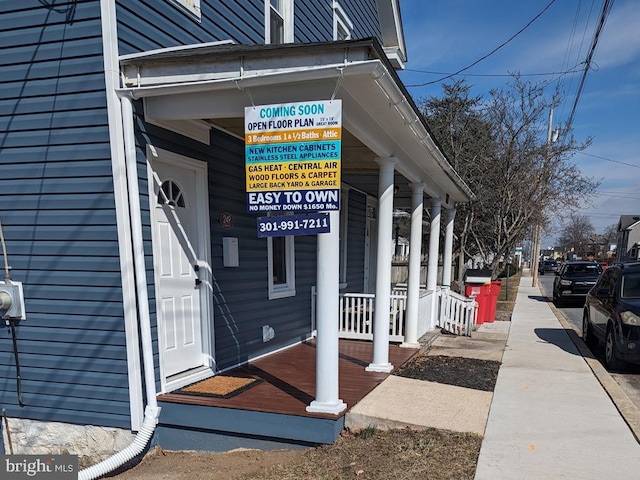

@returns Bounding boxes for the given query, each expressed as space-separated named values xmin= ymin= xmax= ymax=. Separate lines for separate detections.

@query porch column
xmin=401 ymin=183 xmax=425 ymax=348
xmin=427 ymin=198 xmax=442 ymax=329
xmin=426 ymin=198 xmax=442 ymax=291
xmin=367 ymin=157 xmax=397 ymax=373
xmin=307 ymin=210 xmax=346 ymax=415
xmin=442 ymin=207 xmax=456 ymax=289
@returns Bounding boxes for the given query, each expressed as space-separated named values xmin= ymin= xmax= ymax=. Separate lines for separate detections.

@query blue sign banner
xmin=257 ymin=213 xmax=330 ymax=238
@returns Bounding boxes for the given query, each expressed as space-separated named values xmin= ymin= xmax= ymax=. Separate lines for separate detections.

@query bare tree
xmin=420 ymin=77 xmax=599 ymax=277
xmin=557 ymin=214 xmax=596 ymax=258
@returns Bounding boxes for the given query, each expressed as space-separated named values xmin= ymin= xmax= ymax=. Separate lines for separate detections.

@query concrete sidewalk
xmin=346 ymin=276 xmax=640 ymax=479
xmin=475 ymin=281 xmax=640 ymax=479
xmin=346 ymin=318 xmax=509 ymax=436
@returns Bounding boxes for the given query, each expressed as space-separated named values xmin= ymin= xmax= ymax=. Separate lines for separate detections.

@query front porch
xmin=155 ymin=339 xmax=418 ymax=450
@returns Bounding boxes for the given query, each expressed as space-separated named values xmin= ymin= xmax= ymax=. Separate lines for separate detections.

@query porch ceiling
xmin=118 ymin=39 xmax=473 ymax=206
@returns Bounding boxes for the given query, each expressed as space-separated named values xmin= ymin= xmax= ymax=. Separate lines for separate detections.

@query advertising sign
xmin=245 ymin=100 xmax=342 ymax=214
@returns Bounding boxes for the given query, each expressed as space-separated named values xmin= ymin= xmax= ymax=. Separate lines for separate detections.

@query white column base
xmin=306 ymin=399 xmax=347 ymax=415
xmin=400 ymin=342 xmax=420 ymax=349
xmin=365 ymin=362 xmax=393 ymax=373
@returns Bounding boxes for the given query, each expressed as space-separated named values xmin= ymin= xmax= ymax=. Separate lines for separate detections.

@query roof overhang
xmin=376 ymin=0 xmax=407 ymax=69
xmin=118 ymin=39 xmax=473 ymax=204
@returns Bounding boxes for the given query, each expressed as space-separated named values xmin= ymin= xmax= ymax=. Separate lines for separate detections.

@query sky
xmin=397 ymin=0 xmax=640 ymax=249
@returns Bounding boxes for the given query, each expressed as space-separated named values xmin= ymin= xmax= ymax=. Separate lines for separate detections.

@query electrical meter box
xmin=0 ymin=281 xmax=26 ymax=320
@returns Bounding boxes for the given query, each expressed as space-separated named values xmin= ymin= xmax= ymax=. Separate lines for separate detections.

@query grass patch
xmin=247 ymin=428 xmax=482 ymax=480
xmin=496 ymin=272 xmax=521 ymax=315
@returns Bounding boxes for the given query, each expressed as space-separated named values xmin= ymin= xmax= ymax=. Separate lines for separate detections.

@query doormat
xmin=177 ymin=375 xmax=262 ymax=399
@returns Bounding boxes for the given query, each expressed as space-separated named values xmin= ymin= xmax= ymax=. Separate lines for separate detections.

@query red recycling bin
xmin=485 ymin=280 xmax=502 ymax=323
xmin=465 ymin=283 xmax=491 ymax=325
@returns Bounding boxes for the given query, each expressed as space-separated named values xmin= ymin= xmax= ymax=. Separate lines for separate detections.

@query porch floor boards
xmin=158 ymin=339 xmax=419 ymax=419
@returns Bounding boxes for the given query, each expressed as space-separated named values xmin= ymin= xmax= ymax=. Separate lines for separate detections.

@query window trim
xmin=332 ymin=1 xmax=353 ymax=41
xmin=168 ymin=0 xmax=202 ymax=21
xmin=267 ymin=235 xmax=296 ymax=299
xmin=265 ymin=0 xmax=294 ymax=45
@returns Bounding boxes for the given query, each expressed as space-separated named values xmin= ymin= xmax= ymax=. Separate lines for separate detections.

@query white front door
xmin=150 ymin=150 xmax=211 ymax=382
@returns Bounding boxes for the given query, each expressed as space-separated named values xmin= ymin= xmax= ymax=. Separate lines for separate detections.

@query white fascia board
xmin=121 ymin=47 xmax=373 ymax=90
xmin=371 ymin=72 xmax=473 ymax=202
xmin=628 ymin=220 xmax=640 ymax=231
xmin=120 ymin=60 xmax=384 ymax=99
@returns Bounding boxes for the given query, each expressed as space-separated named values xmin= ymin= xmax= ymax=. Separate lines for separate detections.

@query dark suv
xmin=583 ymin=262 xmax=640 ymax=369
xmin=552 ymin=261 xmax=603 ymax=307
xmin=539 ymin=259 xmax=559 ymax=275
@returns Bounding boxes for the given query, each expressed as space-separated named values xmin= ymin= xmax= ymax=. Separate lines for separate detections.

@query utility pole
xmin=531 ymin=108 xmax=554 ymax=287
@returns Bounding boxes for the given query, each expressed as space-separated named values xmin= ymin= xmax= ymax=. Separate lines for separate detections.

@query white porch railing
xmin=437 ymin=288 xmax=477 ymax=336
xmin=338 ymin=292 xmax=406 ymax=342
xmin=311 ymin=287 xmax=406 ymax=342
xmin=311 ymin=285 xmax=475 ymax=342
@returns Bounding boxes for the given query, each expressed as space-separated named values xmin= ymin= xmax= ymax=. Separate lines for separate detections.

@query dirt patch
xmin=108 ymin=428 xmax=482 ymax=480
xmin=107 ymin=447 xmax=305 ymax=480
xmin=394 ymin=354 xmax=501 ymax=392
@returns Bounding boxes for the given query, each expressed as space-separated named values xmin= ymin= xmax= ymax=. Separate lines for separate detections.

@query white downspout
xmin=79 ymin=96 xmax=160 ymax=480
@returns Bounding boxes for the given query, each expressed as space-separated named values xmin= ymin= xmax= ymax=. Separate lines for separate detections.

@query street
xmin=538 ymin=273 xmax=640 ymax=412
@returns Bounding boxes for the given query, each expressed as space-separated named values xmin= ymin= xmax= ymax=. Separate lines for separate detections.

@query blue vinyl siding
xmin=0 ymin=0 xmax=393 ymax=435
xmin=345 ymin=189 xmax=366 ymax=292
xmin=206 ymin=128 xmax=316 ymax=369
xmin=0 ymin=1 xmax=131 ymax=428
xmin=140 ymin=119 xmax=316 ymax=372
xmin=295 ymin=0 xmax=383 ymax=43
xmin=116 ymin=0 xmax=265 ymax=55
xmin=117 ymin=0 xmax=384 ymax=55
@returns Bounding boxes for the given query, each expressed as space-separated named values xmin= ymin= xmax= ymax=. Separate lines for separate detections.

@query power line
xmin=556 ymin=0 xmax=598 ymax=124
xmin=595 ymin=192 xmax=640 ymax=200
xmin=566 ymin=0 xmax=615 ymax=127
xmin=406 ymin=0 xmax=557 ymax=87
xmin=577 ymin=151 xmax=640 ymax=169
xmin=404 ymin=67 xmax=582 ymax=79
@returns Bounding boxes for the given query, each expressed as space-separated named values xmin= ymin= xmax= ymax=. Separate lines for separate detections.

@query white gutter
xmin=369 ymin=68 xmax=474 ymax=201
xmin=119 ymin=60 xmax=386 ymax=98
xmin=119 ymin=95 xmax=160 ymax=414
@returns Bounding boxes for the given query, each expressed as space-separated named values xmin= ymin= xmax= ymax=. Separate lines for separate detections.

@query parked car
xmin=552 ymin=261 xmax=603 ymax=307
xmin=539 ymin=259 xmax=559 ymax=275
xmin=583 ymin=262 xmax=640 ymax=369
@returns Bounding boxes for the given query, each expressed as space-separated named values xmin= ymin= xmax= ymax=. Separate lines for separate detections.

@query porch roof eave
xmin=117 ymin=39 xmax=474 ymax=204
